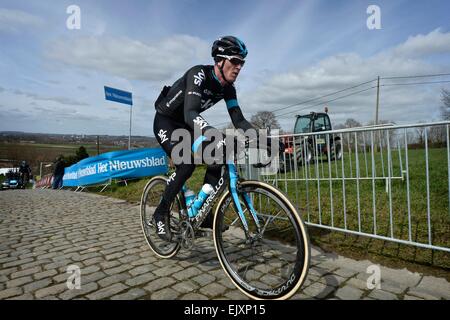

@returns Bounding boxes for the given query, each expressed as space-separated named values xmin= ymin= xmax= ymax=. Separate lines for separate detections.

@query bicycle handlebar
xmin=234 ymin=137 xmax=283 ymax=169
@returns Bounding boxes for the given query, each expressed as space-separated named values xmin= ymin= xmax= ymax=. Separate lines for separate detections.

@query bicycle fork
xmin=227 ymin=163 xmax=262 ymax=237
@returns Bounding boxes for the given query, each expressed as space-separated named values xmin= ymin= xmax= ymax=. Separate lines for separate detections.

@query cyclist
xmin=19 ymin=160 xmax=31 ymax=188
xmin=153 ymin=36 xmax=281 ymax=242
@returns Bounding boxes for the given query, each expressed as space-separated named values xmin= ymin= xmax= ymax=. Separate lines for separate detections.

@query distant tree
xmin=365 ymin=119 xmax=397 ymax=148
xmin=440 ymin=88 xmax=450 ymax=120
xmin=339 ymin=119 xmax=362 ymax=148
xmin=250 ymin=111 xmax=281 ymax=132
xmin=334 ymin=123 xmax=346 ymax=130
xmin=76 ymin=146 xmax=89 ymax=161
xmin=63 ymin=155 xmax=78 ymax=167
xmin=344 ymin=118 xmax=362 ymax=128
xmin=415 ymin=122 xmax=426 ymax=145
xmin=429 ymin=125 xmax=446 ymax=145
xmin=63 ymin=146 xmax=89 ymax=167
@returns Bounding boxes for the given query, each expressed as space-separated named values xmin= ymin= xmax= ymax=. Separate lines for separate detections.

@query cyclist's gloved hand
xmin=198 ymin=128 xmax=227 ymax=164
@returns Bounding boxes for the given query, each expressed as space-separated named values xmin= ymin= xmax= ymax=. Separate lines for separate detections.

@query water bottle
xmin=188 ymin=184 xmax=214 ymax=217
xmin=184 ymin=187 xmax=196 ymax=209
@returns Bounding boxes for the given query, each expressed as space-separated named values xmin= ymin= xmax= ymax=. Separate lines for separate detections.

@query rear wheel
xmin=296 ymin=142 xmax=313 ymax=165
xmin=140 ymin=176 xmax=182 ymax=259
xmin=331 ymin=140 xmax=342 ymax=161
xmin=213 ymin=180 xmax=310 ymax=300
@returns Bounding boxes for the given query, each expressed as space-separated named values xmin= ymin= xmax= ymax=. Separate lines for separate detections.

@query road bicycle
xmin=140 ymin=139 xmax=310 ymax=300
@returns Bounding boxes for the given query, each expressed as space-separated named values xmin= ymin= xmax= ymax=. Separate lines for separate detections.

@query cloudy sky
xmin=0 ymin=0 xmax=449 ymax=136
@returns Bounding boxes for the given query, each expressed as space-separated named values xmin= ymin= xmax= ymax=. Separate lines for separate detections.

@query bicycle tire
xmin=140 ymin=176 xmax=181 ymax=259
xmin=213 ymin=180 xmax=310 ymax=300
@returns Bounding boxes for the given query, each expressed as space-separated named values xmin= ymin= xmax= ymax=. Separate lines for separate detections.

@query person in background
xmin=52 ymin=156 xmax=65 ymax=190
xmin=19 ymin=160 xmax=31 ymax=188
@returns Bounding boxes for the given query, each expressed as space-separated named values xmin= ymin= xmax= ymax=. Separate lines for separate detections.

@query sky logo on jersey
xmin=193 ymin=116 xmax=208 ymax=130
xmin=158 ymin=129 xmax=169 ymax=144
xmin=167 ymin=172 xmax=176 ymax=185
xmin=216 ymin=138 xmax=226 ymax=149
xmin=193 ymin=69 xmax=205 ymax=86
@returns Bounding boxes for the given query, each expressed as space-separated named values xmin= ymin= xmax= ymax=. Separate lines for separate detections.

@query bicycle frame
xmin=183 ymin=161 xmax=261 ymax=235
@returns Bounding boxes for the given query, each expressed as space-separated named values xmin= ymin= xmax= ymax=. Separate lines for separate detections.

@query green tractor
xmin=279 ymin=109 xmax=342 ymax=172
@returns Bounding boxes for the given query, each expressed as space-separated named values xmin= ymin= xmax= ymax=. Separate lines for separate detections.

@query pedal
xmin=179 ymin=221 xmax=195 ymax=250
xmin=195 ymin=229 xmax=213 ymax=238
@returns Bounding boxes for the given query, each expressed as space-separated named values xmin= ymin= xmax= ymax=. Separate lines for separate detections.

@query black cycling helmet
xmin=211 ymin=36 xmax=248 ymax=61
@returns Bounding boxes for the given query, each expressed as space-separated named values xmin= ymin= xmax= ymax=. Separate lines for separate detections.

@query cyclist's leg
xmin=193 ymin=130 xmax=228 ymax=229
xmin=204 ymin=164 xmax=222 ymax=186
xmin=153 ymin=113 xmax=195 ymax=241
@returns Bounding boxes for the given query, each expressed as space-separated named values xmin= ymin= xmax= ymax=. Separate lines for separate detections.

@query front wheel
xmin=213 ymin=181 xmax=310 ymax=300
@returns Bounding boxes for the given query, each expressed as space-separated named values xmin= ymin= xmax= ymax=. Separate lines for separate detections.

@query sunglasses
xmin=217 ymin=54 xmax=245 ymax=66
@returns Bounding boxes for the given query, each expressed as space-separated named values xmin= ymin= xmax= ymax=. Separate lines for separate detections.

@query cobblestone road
xmin=0 ymin=189 xmax=449 ymax=300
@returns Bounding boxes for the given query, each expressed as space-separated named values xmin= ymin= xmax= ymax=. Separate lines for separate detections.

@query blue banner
xmin=63 ymin=148 xmax=168 ymax=187
xmin=104 ymin=86 xmax=133 ymax=106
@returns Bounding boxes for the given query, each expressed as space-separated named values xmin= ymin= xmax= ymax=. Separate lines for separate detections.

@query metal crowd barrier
xmin=241 ymin=121 xmax=450 ymax=253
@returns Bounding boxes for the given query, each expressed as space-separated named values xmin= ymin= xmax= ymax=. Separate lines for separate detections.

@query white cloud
xmin=391 ymin=28 xmax=450 ymax=58
xmin=0 ymin=8 xmax=44 ymax=33
xmin=13 ymin=89 xmax=89 ymax=106
xmin=46 ymin=34 xmax=210 ymax=82
xmin=236 ymin=29 xmax=450 ymax=130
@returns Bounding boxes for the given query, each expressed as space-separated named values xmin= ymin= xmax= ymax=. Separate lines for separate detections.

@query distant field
xmin=10 ymin=143 xmax=83 ymax=149
xmin=0 ymin=142 xmax=122 ymax=152
xmin=0 ymin=142 xmax=124 ymax=177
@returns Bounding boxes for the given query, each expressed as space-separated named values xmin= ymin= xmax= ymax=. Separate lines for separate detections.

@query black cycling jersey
xmin=155 ymin=64 xmax=253 ymax=133
xmin=153 ymin=64 xmax=255 ymax=230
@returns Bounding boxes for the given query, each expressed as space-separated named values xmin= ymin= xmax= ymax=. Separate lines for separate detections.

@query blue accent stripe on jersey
xmin=211 ymin=69 xmax=221 ymax=84
xmin=226 ymin=99 xmax=239 ymax=109
xmin=192 ymin=135 xmax=207 ymax=153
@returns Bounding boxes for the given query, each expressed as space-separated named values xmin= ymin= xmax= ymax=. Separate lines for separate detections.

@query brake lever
xmin=252 ymin=163 xmax=269 ymax=168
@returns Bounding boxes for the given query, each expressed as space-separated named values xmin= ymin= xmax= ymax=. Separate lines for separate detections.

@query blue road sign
xmin=104 ymin=86 xmax=133 ymax=106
